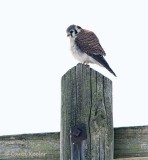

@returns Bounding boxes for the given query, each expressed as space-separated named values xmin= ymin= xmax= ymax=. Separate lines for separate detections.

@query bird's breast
xmin=70 ymin=42 xmax=96 ymax=64
xmin=71 ymin=43 xmax=86 ymax=63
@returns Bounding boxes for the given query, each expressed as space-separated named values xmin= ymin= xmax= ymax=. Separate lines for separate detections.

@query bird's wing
xmin=75 ymin=29 xmax=116 ymax=76
xmin=75 ymin=29 xmax=106 ymax=56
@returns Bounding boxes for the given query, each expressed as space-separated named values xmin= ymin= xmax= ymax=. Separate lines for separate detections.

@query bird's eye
xmin=70 ymin=30 xmax=73 ymax=34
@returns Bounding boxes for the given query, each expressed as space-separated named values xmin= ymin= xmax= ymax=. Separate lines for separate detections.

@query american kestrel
xmin=66 ymin=24 xmax=117 ymax=77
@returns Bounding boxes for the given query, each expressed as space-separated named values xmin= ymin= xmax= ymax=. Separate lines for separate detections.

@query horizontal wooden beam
xmin=0 ymin=132 xmax=60 ymax=160
xmin=114 ymin=126 xmax=148 ymax=159
xmin=0 ymin=127 xmax=148 ymax=159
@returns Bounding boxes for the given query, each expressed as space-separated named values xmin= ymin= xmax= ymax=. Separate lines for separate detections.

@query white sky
xmin=0 ymin=0 xmax=148 ymax=135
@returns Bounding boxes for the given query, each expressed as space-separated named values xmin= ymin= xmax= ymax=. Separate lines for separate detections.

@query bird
xmin=66 ymin=24 xmax=117 ymax=77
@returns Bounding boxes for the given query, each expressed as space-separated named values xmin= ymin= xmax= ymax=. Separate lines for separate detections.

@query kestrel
xmin=66 ymin=24 xmax=116 ymax=77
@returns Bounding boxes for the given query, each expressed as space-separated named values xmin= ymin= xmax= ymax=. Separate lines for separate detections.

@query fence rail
xmin=0 ymin=126 xmax=148 ymax=159
xmin=114 ymin=126 xmax=148 ymax=159
xmin=0 ymin=132 xmax=60 ymax=160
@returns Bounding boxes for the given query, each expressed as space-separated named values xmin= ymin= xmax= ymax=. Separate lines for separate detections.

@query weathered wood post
xmin=61 ymin=63 xmax=113 ymax=160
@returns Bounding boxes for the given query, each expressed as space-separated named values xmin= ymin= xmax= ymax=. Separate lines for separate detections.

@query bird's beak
xmin=67 ymin=33 xmax=70 ymax=37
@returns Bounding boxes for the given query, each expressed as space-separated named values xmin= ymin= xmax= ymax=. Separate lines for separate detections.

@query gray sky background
xmin=0 ymin=0 xmax=148 ymax=135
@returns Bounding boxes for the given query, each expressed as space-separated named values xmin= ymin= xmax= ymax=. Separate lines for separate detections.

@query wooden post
xmin=61 ymin=63 xmax=114 ymax=160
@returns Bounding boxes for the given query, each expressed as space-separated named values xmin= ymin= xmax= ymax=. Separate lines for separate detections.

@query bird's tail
xmin=91 ymin=54 xmax=117 ymax=77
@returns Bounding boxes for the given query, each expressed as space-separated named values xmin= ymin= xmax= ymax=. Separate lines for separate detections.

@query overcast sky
xmin=0 ymin=0 xmax=148 ymax=135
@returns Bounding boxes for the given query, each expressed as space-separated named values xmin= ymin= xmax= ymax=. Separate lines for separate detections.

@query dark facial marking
xmin=70 ymin=30 xmax=73 ymax=34
xmin=77 ymin=26 xmax=82 ymax=29
xmin=75 ymin=30 xmax=78 ymax=34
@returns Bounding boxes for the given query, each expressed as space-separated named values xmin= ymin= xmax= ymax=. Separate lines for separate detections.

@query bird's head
xmin=66 ymin=25 xmax=82 ymax=38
